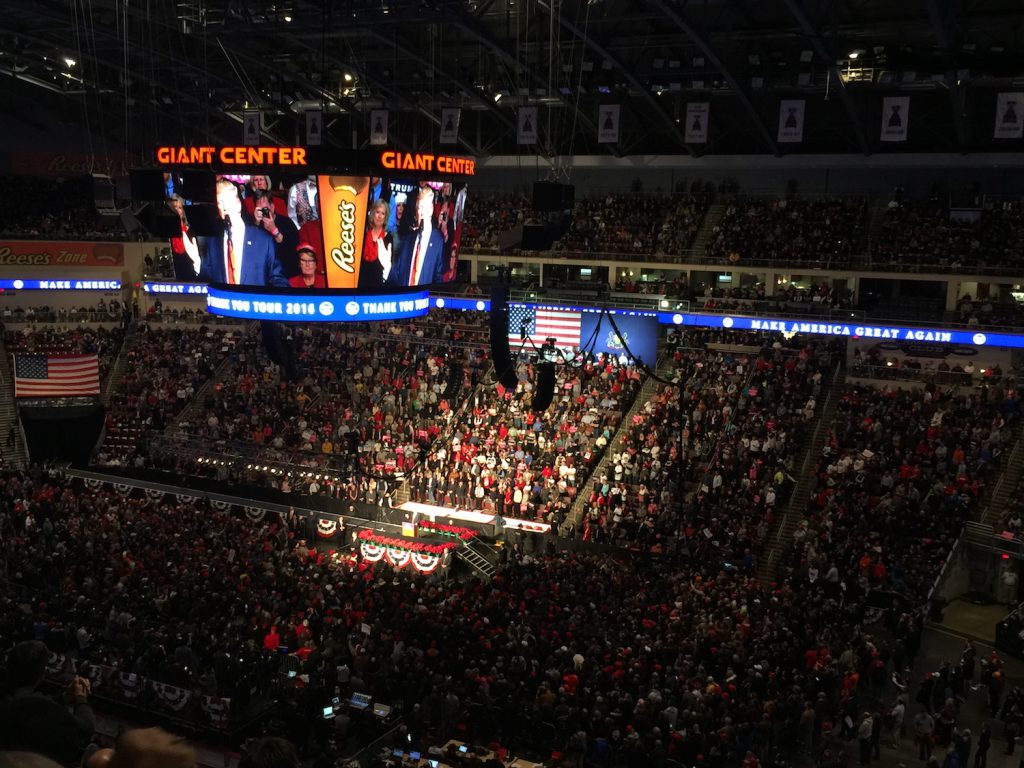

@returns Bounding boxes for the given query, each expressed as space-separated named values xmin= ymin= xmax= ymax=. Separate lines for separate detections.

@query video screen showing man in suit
xmin=180 ymin=179 xmax=290 ymax=287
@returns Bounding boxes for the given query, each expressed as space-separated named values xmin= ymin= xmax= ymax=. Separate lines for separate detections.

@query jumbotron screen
xmin=163 ymin=171 xmax=468 ymax=289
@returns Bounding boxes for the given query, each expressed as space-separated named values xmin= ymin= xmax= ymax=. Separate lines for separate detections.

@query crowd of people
xmin=704 ymin=198 xmax=868 ymax=268
xmin=0 ymin=315 xmax=1020 ymax=768
xmin=406 ymin=354 xmax=643 ymax=528
xmin=874 ymin=200 xmax=1024 ymax=273
xmin=0 ymin=299 xmax=131 ymax=325
xmin=96 ymin=324 xmax=240 ymax=464
xmin=461 ymin=194 xmax=534 ymax=250
xmin=0 ymin=176 xmax=127 ymax=240
xmin=553 ymin=193 xmax=710 ymax=257
xmin=577 ymin=333 xmax=834 ymax=558
xmin=785 ymin=383 xmax=1019 ymax=604
xmin=163 ymin=313 xmax=491 ymax=498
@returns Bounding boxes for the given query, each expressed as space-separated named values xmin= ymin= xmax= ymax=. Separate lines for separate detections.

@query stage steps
xmin=455 ymin=538 xmax=497 ymax=579
xmin=755 ymin=363 xmax=844 ymax=585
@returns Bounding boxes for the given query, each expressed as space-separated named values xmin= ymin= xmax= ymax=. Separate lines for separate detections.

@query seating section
xmin=580 ymin=332 xmax=831 ymax=561
xmin=98 ymin=326 xmax=240 ymax=464
xmin=407 ymin=356 xmax=643 ymax=526
xmin=170 ymin=313 xmax=491 ymax=495
xmin=787 ymin=385 xmax=1017 ymax=599
xmin=0 ymin=175 xmax=125 ymax=240
xmin=462 ymin=192 xmax=711 ymax=256
xmin=705 ymin=198 xmax=868 ymax=267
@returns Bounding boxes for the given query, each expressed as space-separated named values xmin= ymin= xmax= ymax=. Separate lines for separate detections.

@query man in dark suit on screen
xmin=381 ymin=186 xmax=445 ymax=287
xmin=183 ymin=179 xmax=289 ymax=287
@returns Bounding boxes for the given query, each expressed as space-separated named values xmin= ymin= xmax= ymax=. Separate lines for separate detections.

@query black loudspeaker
xmin=260 ymin=321 xmax=298 ymax=381
xmin=92 ymin=174 xmax=116 ymax=209
xmin=489 ymin=282 xmax=519 ymax=390
xmin=532 ymin=181 xmax=575 ymax=212
xmin=444 ymin=363 xmax=463 ymax=400
xmin=135 ymin=203 xmax=183 ymax=238
xmin=531 ymin=362 xmax=556 ymax=411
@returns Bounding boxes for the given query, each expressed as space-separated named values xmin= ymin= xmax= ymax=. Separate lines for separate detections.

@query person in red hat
xmin=290 ymin=243 xmax=326 ymax=288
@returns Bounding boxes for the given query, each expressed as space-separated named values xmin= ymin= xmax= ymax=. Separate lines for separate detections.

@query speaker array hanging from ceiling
xmin=489 ymin=279 xmax=519 ymax=390
xmin=531 ymin=362 xmax=556 ymax=411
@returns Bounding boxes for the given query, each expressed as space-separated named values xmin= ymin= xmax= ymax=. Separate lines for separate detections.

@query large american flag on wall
xmin=13 ymin=355 xmax=100 ymax=397
xmin=508 ymin=305 xmax=582 ymax=348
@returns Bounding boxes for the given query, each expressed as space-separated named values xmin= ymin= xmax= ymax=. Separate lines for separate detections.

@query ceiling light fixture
xmin=64 ymin=57 xmax=76 ymax=67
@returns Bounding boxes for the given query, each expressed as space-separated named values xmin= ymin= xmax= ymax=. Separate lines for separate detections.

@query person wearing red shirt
xmin=263 ymin=626 xmax=281 ymax=651
xmin=289 ymin=243 xmax=327 ymax=289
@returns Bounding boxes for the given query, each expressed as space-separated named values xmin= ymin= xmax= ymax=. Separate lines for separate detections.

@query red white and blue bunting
xmin=244 ymin=506 xmax=266 ymax=523
xmin=359 ymin=539 xmax=443 ymax=574
xmin=317 ymin=518 xmax=339 ymax=538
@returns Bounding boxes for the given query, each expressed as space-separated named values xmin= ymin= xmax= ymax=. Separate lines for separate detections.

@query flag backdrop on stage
xmin=508 ymin=306 xmax=582 ymax=348
xmin=579 ymin=314 xmax=659 ymax=368
xmin=777 ymin=99 xmax=805 ymax=143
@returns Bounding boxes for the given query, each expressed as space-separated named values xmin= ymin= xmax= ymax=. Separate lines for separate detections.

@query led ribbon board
xmin=657 ymin=311 xmax=1024 ymax=349
xmin=0 ymin=279 xmax=121 ymax=290
xmin=206 ymin=286 xmax=429 ymax=322
xmin=143 ymin=282 xmax=209 ymax=295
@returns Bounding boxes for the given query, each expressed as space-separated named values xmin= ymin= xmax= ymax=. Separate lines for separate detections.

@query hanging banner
xmin=598 ymin=105 xmax=620 ymax=144
xmin=777 ymin=100 xmax=805 ymax=143
xmin=440 ymin=108 xmax=461 ymax=145
xmin=880 ymin=96 xmax=910 ymax=142
xmin=685 ymin=102 xmax=709 ymax=144
xmin=518 ymin=106 xmax=539 ymax=145
xmin=994 ymin=92 xmax=1024 ymax=139
xmin=370 ymin=109 xmax=389 ymax=146
xmin=305 ymin=110 xmax=323 ymax=147
xmin=242 ymin=111 xmax=261 ymax=147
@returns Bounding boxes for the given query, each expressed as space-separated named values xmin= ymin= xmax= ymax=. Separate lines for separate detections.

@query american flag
xmin=13 ymin=355 xmax=100 ymax=398
xmin=508 ymin=305 xmax=582 ymax=348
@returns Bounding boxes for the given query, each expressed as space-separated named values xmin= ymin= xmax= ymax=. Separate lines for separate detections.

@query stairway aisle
xmin=981 ymin=418 xmax=1024 ymax=531
xmin=101 ymin=322 xmax=138 ymax=406
xmin=560 ymin=371 xmax=664 ymax=535
xmin=0 ymin=337 xmax=28 ymax=469
xmin=755 ymin=363 xmax=845 ymax=584
xmin=688 ymin=201 xmax=726 ymax=254
xmin=863 ymin=197 xmax=891 ymax=268
xmin=168 ymin=321 xmax=256 ymax=435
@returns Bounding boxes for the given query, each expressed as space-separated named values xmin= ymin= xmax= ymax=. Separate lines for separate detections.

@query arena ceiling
xmin=2 ymin=0 xmax=1024 ymax=159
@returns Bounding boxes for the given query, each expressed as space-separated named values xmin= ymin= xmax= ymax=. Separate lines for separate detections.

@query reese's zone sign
xmin=0 ymin=242 xmax=124 ymax=267
xmin=321 ymin=176 xmax=369 ymax=289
